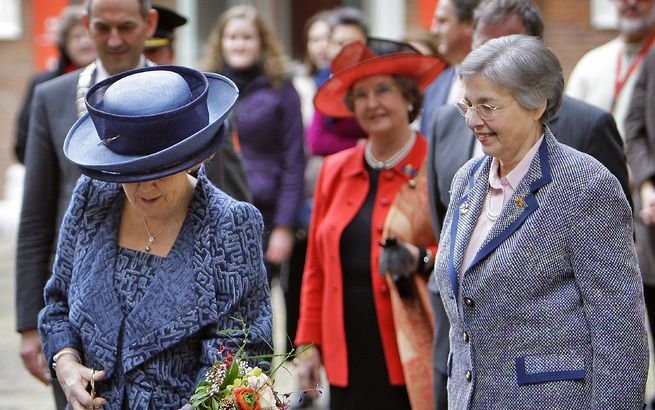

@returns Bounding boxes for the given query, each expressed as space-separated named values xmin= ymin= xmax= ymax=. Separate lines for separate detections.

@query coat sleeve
xmin=625 ymin=54 xmax=655 ymax=189
xmin=569 ymin=172 xmax=648 ymax=408
xmin=197 ymin=201 xmax=273 ymax=381
xmin=294 ymin=160 xmax=331 ymax=347
xmin=426 ymin=112 xmax=448 ymax=240
xmin=272 ymin=83 xmax=305 ymax=228
xmin=38 ymin=176 xmax=92 ymax=378
xmin=581 ymin=111 xmax=632 ymax=208
xmin=16 ymin=83 xmax=62 ymax=332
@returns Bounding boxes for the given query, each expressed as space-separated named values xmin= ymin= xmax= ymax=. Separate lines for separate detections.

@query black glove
xmin=379 ymin=237 xmax=416 ymax=298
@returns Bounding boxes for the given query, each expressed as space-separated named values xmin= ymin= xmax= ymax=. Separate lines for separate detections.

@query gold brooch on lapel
xmin=514 ymin=196 xmax=526 ymax=208
xmin=460 ymin=203 xmax=469 ymax=214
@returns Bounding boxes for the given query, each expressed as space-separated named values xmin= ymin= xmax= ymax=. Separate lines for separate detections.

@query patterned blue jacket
xmin=433 ymin=131 xmax=648 ymax=409
xmin=38 ymin=169 xmax=272 ymax=409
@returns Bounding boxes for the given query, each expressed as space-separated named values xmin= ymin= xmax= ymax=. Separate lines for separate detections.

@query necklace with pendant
xmin=142 ymin=216 xmax=176 ymax=253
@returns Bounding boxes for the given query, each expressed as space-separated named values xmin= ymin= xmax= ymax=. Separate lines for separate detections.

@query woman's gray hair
xmin=459 ymin=34 xmax=563 ymax=123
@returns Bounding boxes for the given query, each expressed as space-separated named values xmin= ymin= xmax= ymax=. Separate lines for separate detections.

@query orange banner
xmin=32 ymin=0 xmax=70 ymax=71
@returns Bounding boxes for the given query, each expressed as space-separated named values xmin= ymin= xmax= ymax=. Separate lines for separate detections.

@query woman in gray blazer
xmin=433 ymin=35 xmax=648 ymax=409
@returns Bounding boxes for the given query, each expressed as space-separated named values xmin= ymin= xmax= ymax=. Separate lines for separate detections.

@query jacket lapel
xmin=467 ymin=134 xmax=553 ymax=271
xmin=72 ymin=187 xmax=124 ymax=378
xmin=448 ymin=157 xmax=488 ymax=300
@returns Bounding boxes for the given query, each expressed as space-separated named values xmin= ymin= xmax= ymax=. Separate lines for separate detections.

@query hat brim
xmin=64 ymin=72 xmax=237 ymax=174
xmin=314 ymin=54 xmax=447 ymax=118
xmin=76 ymin=122 xmax=226 ymax=183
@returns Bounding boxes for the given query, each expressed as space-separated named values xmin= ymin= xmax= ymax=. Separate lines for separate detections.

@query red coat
xmin=295 ymin=135 xmax=428 ymax=387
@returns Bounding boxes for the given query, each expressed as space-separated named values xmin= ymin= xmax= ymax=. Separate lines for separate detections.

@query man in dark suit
xmin=16 ymin=1 xmax=249 ymax=408
xmin=426 ymin=1 xmax=631 ymax=408
xmin=420 ymin=0 xmax=480 ymax=134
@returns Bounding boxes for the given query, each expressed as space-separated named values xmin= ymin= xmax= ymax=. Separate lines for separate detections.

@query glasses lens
xmin=478 ymin=104 xmax=495 ymax=120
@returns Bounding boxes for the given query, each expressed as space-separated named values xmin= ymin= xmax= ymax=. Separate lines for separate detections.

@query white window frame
xmin=591 ymin=0 xmax=618 ymax=30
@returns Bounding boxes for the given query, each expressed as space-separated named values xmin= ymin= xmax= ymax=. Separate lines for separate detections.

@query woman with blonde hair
xmin=198 ymin=6 xmax=304 ymax=279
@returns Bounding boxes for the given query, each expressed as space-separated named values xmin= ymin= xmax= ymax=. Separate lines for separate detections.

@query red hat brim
xmin=314 ymin=53 xmax=448 ymax=118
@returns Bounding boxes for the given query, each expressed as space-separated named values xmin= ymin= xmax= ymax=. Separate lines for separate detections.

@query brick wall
xmin=0 ymin=1 xmax=34 ymax=198
xmin=0 ymin=0 xmax=622 ymax=202
xmin=535 ymin=0 xmax=617 ymax=80
xmin=404 ymin=0 xmax=618 ymax=80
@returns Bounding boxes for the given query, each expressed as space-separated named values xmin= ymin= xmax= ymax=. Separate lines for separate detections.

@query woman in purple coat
xmin=199 ymin=5 xmax=305 ymax=274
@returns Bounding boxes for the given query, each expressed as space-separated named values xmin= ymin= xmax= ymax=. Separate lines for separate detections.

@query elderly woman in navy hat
xmin=295 ymin=39 xmax=446 ymax=409
xmin=38 ymin=66 xmax=272 ymax=409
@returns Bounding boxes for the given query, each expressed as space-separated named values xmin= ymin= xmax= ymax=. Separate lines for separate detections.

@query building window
xmin=0 ymin=0 xmax=21 ymax=39
xmin=591 ymin=0 xmax=618 ymax=30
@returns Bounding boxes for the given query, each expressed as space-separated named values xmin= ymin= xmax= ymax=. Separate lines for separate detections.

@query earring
xmin=408 ymin=104 xmax=414 ymax=112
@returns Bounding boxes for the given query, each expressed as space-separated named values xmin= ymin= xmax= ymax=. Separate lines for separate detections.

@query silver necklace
xmin=484 ymin=187 xmax=501 ymax=222
xmin=364 ymin=131 xmax=416 ymax=170
xmin=142 ymin=216 xmax=176 ymax=253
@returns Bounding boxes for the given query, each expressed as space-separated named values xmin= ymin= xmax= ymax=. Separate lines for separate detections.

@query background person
xmin=433 ymin=34 xmax=647 ymax=409
xmin=143 ymin=4 xmax=187 ymax=65
xmin=295 ymin=39 xmax=445 ymax=410
xmin=421 ymin=0 xmax=480 ymax=134
xmin=39 ymin=65 xmax=272 ymax=409
xmin=14 ymin=4 xmax=96 ymax=164
xmin=567 ymin=0 xmax=655 ymax=138
xmin=306 ymin=6 xmax=369 ymax=157
xmin=198 ymin=5 xmax=305 ymax=280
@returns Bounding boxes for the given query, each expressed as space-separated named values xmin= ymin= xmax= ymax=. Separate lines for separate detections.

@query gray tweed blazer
xmin=433 ymin=131 xmax=648 ymax=409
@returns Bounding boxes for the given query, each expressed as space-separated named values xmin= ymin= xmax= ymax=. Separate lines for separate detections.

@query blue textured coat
xmin=38 ymin=169 xmax=272 ymax=409
xmin=433 ymin=131 xmax=648 ymax=409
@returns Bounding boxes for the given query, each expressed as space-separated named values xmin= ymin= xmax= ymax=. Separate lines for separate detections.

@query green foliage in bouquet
xmin=190 ymin=320 xmax=306 ymax=410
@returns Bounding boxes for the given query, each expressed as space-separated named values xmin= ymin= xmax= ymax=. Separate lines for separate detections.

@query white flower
xmin=256 ymin=383 xmax=277 ymax=410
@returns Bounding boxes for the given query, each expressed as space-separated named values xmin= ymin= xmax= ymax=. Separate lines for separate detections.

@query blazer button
xmin=379 ymin=284 xmax=388 ymax=293
xmin=464 ymin=297 xmax=475 ymax=308
xmin=380 ymin=197 xmax=390 ymax=206
xmin=465 ymin=370 xmax=472 ymax=382
xmin=375 ymin=224 xmax=383 ymax=233
xmin=462 ymin=331 xmax=469 ymax=343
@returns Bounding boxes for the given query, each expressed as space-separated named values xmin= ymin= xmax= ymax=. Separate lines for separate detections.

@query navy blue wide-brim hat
xmin=64 ymin=65 xmax=238 ymax=183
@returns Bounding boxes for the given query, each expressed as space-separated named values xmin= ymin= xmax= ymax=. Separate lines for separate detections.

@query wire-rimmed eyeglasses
xmin=455 ymin=99 xmax=502 ymax=121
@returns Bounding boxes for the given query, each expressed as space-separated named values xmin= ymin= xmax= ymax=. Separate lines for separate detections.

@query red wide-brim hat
xmin=314 ymin=38 xmax=448 ymax=118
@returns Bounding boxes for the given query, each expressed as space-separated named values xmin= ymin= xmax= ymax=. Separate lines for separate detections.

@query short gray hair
xmin=87 ymin=0 xmax=151 ymax=19
xmin=473 ymin=0 xmax=544 ymax=38
xmin=459 ymin=34 xmax=563 ymax=123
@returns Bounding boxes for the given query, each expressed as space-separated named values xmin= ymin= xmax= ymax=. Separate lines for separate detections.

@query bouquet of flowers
xmin=190 ymin=324 xmax=299 ymax=410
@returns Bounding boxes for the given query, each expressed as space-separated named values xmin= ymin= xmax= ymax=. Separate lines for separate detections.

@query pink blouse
xmin=460 ymin=136 xmax=544 ymax=275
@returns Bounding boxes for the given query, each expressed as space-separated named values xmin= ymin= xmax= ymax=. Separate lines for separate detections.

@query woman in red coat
xmin=295 ymin=39 xmax=446 ymax=409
